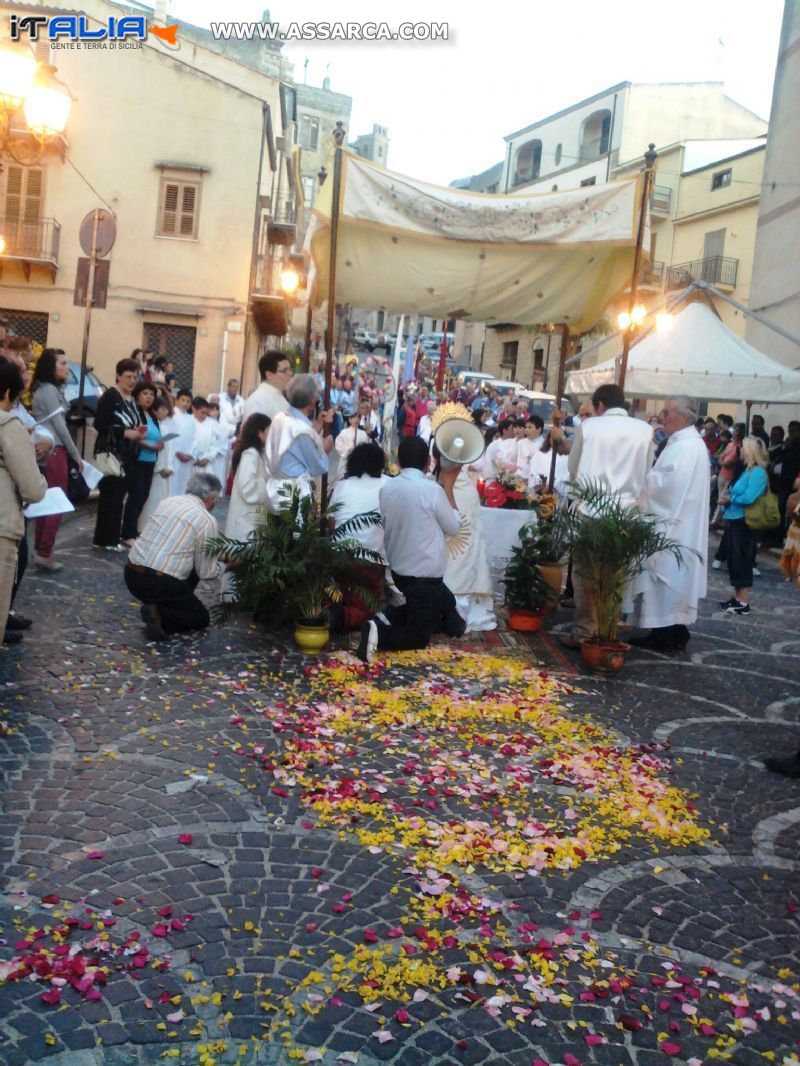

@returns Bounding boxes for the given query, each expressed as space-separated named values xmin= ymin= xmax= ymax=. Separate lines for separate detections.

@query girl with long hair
xmin=719 ymin=436 xmax=769 ymax=615
xmin=224 ymin=413 xmax=271 ymax=541
xmin=31 ymin=348 xmax=84 ymax=571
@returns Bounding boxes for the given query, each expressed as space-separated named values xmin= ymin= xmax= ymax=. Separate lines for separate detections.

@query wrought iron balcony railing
xmin=666 ymin=256 xmax=738 ymax=291
xmin=0 ymin=216 xmax=60 ymax=265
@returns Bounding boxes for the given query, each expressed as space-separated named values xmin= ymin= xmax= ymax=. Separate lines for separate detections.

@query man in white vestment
xmin=482 ymin=419 xmax=516 ymax=479
xmin=627 ymin=395 xmax=709 ymax=651
xmin=561 ymin=384 xmax=654 ymax=648
xmin=263 ymin=374 xmax=333 ymax=511
xmin=443 ymin=468 xmax=496 ymax=632
xmin=243 ymin=350 xmax=292 ymax=422
xmin=219 ymin=379 xmax=245 ymax=428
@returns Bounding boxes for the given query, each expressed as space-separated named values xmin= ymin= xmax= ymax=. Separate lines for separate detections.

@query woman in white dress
xmin=139 ymin=395 xmax=176 ymax=529
xmin=224 ymin=413 xmax=271 ymax=541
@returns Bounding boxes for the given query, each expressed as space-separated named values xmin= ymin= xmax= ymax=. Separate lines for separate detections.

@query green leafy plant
xmin=564 ymin=479 xmax=695 ymax=643
xmin=207 ymin=488 xmax=383 ymax=627
xmin=502 ymin=530 xmax=552 ymax=612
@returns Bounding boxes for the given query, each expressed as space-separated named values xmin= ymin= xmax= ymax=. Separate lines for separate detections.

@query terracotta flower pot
xmin=580 ymin=638 xmax=631 ymax=675
xmin=507 ymin=608 xmax=546 ymax=632
xmin=294 ymin=620 xmax=330 ymax=654
xmin=537 ymin=563 xmax=563 ymax=605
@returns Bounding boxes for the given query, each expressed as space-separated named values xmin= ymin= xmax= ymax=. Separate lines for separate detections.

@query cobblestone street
xmin=1 ymin=506 xmax=799 ymax=1066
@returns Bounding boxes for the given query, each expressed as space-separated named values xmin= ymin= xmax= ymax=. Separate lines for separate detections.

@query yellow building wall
xmin=0 ymin=9 xmax=287 ymax=395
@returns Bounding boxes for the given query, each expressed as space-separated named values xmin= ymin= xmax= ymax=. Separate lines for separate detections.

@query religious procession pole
xmin=321 ymin=121 xmax=346 ymax=506
xmin=618 ymin=143 xmax=657 ymax=391
xmin=548 ymin=323 xmax=570 ymax=491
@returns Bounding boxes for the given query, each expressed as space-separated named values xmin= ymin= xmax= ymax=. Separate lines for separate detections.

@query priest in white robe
xmin=627 ymin=395 xmax=710 ymax=651
xmin=444 ymin=468 xmax=496 ymax=632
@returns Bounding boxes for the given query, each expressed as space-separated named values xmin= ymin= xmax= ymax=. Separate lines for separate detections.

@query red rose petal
xmin=41 ymin=894 xmax=60 ymax=905
xmin=157 ymin=906 xmax=173 ymax=918
xmin=363 ymin=929 xmax=379 ymax=943
xmin=86 ymin=850 xmax=104 ymax=860
xmin=178 ymin=834 xmax=193 ymax=846
xmin=661 ymin=1043 xmax=681 ymax=1057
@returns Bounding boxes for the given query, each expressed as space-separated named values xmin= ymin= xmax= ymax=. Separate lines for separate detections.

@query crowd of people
xmin=2 ymin=332 xmax=799 ymax=708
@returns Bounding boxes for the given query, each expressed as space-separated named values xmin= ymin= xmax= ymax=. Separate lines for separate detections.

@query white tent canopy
xmin=565 ymin=301 xmax=800 ymax=402
xmin=305 ymin=153 xmax=646 ymax=335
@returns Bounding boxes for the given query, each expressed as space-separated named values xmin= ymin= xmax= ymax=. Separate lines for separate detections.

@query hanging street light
xmin=618 ymin=304 xmax=646 ymax=331
xmin=0 ymin=45 xmax=73 ymax=165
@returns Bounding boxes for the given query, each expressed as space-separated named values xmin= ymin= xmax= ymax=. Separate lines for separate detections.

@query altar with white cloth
xmin=481 ymin=508 xmax=537 ymax=604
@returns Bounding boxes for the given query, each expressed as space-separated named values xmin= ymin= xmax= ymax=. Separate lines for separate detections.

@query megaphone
xmin=433 ymin=418 xmax=485 ymax=467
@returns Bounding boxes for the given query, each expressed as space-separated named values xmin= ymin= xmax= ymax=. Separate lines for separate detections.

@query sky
xmin=169 ymin=0 xmax=785 ymax=186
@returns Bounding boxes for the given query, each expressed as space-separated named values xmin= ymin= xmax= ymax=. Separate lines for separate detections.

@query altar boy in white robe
xmin=187 ymin=397 xmax=219 ymax=478
xmin=171 ymin=389 xmax=195 ymax=497
xmin=627 ymin=395 xmax=709 ymax=652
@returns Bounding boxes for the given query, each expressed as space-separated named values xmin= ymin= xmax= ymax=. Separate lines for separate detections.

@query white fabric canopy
xmin=305 ymin=153 xmax=646 ymax=334
xmin=566 ymin=301 xmax=800 ymax=402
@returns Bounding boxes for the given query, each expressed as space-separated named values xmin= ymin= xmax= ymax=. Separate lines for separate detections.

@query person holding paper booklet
xmin=0 ymin=359 xmax=47 ymax=646
xmin=31 ymin=349 xmax=84 ymax=572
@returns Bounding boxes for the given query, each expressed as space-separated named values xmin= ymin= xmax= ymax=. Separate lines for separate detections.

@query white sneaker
xmin=752 ymin=567 xmax=761 ymax=577
xmin=712 ymin=560 xmax=721 ymax=570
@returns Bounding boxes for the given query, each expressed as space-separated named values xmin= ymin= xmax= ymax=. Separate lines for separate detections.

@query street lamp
xmin=617 ymin=304 xmax=646 ymax=331
xmin=0 ymin=45 xmax=73 ymax=164
xmin=280 ymin=267 xmax=300 ymax=295
xmin=655 ymin=312 xmax=674 ymax=333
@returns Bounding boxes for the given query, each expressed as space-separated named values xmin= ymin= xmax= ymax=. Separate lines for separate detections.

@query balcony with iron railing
xmin=251 ymin=246 xmax=291 ymax=337
xmin=666 ymin=256 xmax=738 ymax=291
xmin=0 ymin=216 xmax=60 ymax=279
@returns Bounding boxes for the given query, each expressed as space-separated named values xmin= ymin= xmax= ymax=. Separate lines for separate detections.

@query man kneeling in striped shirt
xmin=125 ymin=472 xmax=223 ymax=642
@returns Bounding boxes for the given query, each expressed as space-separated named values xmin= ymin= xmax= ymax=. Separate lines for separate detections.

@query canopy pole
xmin=302 ymin=304 xmax=313 ymax=373
xmin=618 ymin=144 xmax=657 ymax=391
xmin=549 ymin=324 xmax=570 ymax=491
xmin=321 ymin=123 xmax=346 ymax=506
xmin=745 ymin=399 xmax=753 ymax=432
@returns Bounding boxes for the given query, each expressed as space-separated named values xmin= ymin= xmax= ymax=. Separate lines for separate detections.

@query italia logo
xmin=9 ymin=14 xmax=180 ymax=48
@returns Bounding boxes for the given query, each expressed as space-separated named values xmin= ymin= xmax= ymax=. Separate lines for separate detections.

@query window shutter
xmin=179 ymin=185 xmax=196 ymax=236
xmin=161 ymin=182 xmax=179 ymax=233
xmin=23 ymin=168 xmax=42 ymax=222
xmin=5 ymin=166 xmax=23 ymax=219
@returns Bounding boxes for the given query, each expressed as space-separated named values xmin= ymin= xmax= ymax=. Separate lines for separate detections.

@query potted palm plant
xmin=208 ymin=488 xmax=382 ymax=652
xmin=564 ymin=480 xmax=693 ymax=674
xmin=521 ymin=493 xmax=570 ymax=605
xmin=502 ymin=530 xmax=552 ymax=631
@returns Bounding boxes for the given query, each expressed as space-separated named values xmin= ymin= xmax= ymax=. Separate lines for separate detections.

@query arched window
xmin=580 ymin=109 xmax=612 ymax=161
xmin=512 ymin=139 xmax=542 ymax=186
xmin=554 ymin=143 xmax=562 ymax=166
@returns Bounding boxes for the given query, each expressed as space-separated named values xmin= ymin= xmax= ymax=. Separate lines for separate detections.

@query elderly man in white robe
xmin=627 ymin=395 xmax=709 ymax=652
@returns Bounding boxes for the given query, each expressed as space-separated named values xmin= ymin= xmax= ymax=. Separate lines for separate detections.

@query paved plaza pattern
xmin=1 ymin=510 xmax=799 ymax=1066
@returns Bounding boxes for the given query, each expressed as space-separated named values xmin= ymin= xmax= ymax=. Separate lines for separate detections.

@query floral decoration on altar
xmin=479 ymin=470 xmax=538 ymax=510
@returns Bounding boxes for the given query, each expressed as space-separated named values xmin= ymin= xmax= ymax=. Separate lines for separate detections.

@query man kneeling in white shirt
xmin=355 ymin=436 xmax=465 ymax=663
